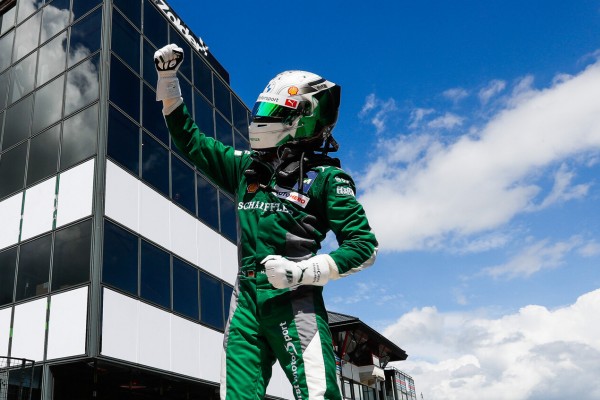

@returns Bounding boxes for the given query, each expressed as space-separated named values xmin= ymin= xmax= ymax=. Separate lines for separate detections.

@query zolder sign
xmin=153 ymin=0 xmax=209 ymax=57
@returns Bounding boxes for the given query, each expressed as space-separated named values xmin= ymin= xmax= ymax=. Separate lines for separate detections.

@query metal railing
xmin=0 ymin=357 xmax=35 ymax=400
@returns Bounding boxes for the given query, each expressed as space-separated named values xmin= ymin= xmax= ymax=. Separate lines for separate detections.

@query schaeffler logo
xmin=280 ymin=321 xmax=303 ymax=399
xmin=154 ymin=0 xmax=209 ymax=57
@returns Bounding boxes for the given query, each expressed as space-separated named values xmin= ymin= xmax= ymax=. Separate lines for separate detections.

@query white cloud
xmin=478 ymin=79 xmax=506 ymax=104
xmin=359 ymin=94 xmax=398 ymax=133
xmin=443 ymin=87 xmax=469 ymax=103
xmin=427 ymin=112 xmax=464 ymax=130
xmin=359 ymin=60 xmax=600 ymax=252
xmin=409 ymin=107 xmax=435 ymax=129
xmin=385 ymin=289 xmax=600 ymax=400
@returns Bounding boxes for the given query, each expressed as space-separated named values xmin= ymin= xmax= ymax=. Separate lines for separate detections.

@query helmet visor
xmin=251 ymin=93 xmax=301 ymax=121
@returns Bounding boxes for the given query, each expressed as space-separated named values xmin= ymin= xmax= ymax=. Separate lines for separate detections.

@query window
xmin=232 ymin=96 xmax=249 ymax=136
xmin=168 ymin=28 xmax=192 ymax=82
xmin=27 ymin=124 xmax=60 ymax=185
xmin=141 ymin=131 xmax=169 ymax=196
xmin=51 ymin=219 xmax=92 ymax=291
xmin=213 ymin=77 xmax=231 ymax=121
xmin=140 ymin=239 xmax=170 ymax=308
xmin=197 ymin=173 xmax=219 ymax=231
xmin=0 ymin=141 xmax=27 ymax=199
xmin=0 ymin=30 xmax=14 ymax=72
xmin=0 ymin=1 xmax=16 ymax=37
xmin=32 ymin=75 xmax=64 ymax=135
xmin=142 ymin=0 xmax=167 ymax=48
xmin=200 ymin=272 xmax=223 ymax=329
xmin=172 ymin=257 xmax=199 ymax=319
xmin=0 ymin=69 xmax=9 ymax=109
xmin=192 ymin=54 xmax=212 ymax=103
xmin=13 ymin=9 xmax=41 ymax=62
xmin=60 ymin=103 xmax=98 ymax=170
xmin=68 ymin=7 xmax=101 ymax=67
xmin=141 ymin=38 xmax=156 ymax=83
xmin=111 ymin=10 xmax=140 ymax=73
xmin=223 ymin=284 xmax=233 ymax=322
xmin=215 ymin=112 xmax=233 ymax=147
xmin=72 ymin=0 xmax=101 ymax=22
xmin=64 ymin=53 xmax=100 ymax=115
xmin=9 ymin=50 xmax=36 ymax=104
xmin=40 ymin=0 xmax=69 ymax=43
xmin=107 ymin=106 xmax=139 ymax=175
xmin=2 ymin=95 xmax=32 ymax=150
xmin=193 ymin=89 xmax=214 ymax=138
xmin=36 ymin=32 xmax=68 ymax=88
xmin=142 ymin=82 xmax=168 ymax=145
xmin=103 ymin=221 xmax=138 ymax=295
xmin=219 ymin=194 xmax=236 ymax=242
xmin=109 ymin=56 xmax=140 ymax=121
xmin=114 ymin=0 xmax=141 ymax=29
xmin=15 ymin=234 xmax=52 ymax=301
xmin=171 ymin=155 xmax=195 ymax=214
xmin=0 ymin=246 xmax=17 ymax=306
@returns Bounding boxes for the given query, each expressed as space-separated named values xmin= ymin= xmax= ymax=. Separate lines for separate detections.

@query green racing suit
xmin=165 ymin=103 xmax=378 ymax=400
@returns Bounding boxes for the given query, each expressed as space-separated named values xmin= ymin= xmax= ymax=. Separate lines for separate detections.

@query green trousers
xmin=220 ymin=272 xmax=342 ymax=400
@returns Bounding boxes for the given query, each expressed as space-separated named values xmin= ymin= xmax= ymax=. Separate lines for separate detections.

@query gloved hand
xmin=154 ymin=44 xmax=183 ymax=101
xmin=262 ymin=254 xmax=338 ymax=289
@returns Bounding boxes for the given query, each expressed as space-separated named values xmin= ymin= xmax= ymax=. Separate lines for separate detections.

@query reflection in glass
xmin=61 ymin=104 xmax=98 ymax=170
xmin=3 ymin=96 xmax=32 ymax=150
xmin=0 ymin=142 xmax=27 ymax=199
xmin=232 ymin=96 xmax=249 ymax=136
xmin=114 ymin=0 xmax=141 ymax=29
xmin=0 ymin=247 xmax=17 ymax=306
xmin=72 ymin=0 xmax=101 ymax=22
xmin=141 ymin=132 xmax=169 ymax=196
xmin=200 ymin=272 xmax=223 ymax=330
xmin=197 ymin=173 xmax=219 ymax=231
xmin=235 ymin=131 xmax=250 ymax=152
xmin=0 ymin=70 xmax=9 ymax=110
xmin=194 ymin=90 xmax=214 ymax=138
xmin=15 ymin=234 xmax=52 ymax=301
xmin=0 ymin=30 xmax=14 ymax=72
xmin=32 ymin=75 xmax=64 ymax=135
xmin=193 ymin=53 xmax=212 ymax=103
xmin=107 ymin=106 xmax=139 ymax=174
xmin=52 ymin=219 xmax=92 ymax=291
xmin=141 ymin=38 xmax=156 ymax=83
xmin=213 ymin=77 xmax=231 ymax=121
xmin=103 ymin=220 xmax=138 ymax=295
xmin=0 ymin=4 xmax=16 ymax=36
xmin=68 ymin=8 xmax=101 ymax=67
xmin=142 ymin=83 xmax=168 ymax=144
xmin=16 ymin=0 xmax=43 ymax=25
xmin=9 ymin=51 xmax=36 ymax=104
xmin=143 ymin=0 xmax=167 ymax=48
xmin=140 ymin=240 xmax=170 ymax=308
xmin=27 ymin=125 xmax=60 ymax=185
xmin=37 ymin=31 xmax=67 ymax=87
xmin=173 ymin=257 xmax=199 ymax=319
xmin=64 ymin=53 xmax=100 ymax=115
xmin=112 ymin=10 xmax=140 ymax=73
xmin=110 ymin=56 xmax=140 ymax=121
xmin=219 ymin=194 xmax=237 ymax=242
xmin=13 ymin=9 xmax=41 ymax=62
xmin=216 ymin=112 xmax=233 ymax=147
xmin=40 ymin=0 xmax=70 ymax=43
xmin=171 ymin=155 xmax=195 ymax=214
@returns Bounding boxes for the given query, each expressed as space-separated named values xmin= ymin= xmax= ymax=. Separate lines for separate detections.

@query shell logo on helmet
xmin=288 ymin=86 xmax=299 ymax=95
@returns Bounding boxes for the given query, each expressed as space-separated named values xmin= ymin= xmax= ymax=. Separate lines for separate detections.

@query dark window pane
xmin=15 ymin=234 xmax=52 ymax=301
xmin=168 ymin=27 xmax=191 ymax=81
xmin=215 ymin=112 xmax=233 ymax=147
xmin=27 ymin=125 xmax=60 ymax=185
xmin=0 ymin=141 xmax=27 ymax=199
xmin=142 ymin=0 xmax=167 ymax=48
xmin=219 ymin=193 xmax=236 ymax=242
xmin=72 ymin=0 xmax=101 ymax=22
xmin=213 ymin=77 xmax=230 ymax=121
xmin=114 ymin=0 xmax=141 ymax=29
xmin=110 ymin=56 xmax=140 ymax=121
xmin=140 ymin=240 xmax=169 ymax=308
xmin=2 ymin=96 xmax=32 ymax=150
xmin=32 ymin=75 xmax=64 ymax=135
xmin=193 ymin=89 xmax=214 ymax=138
xmin=200 ymin=272 xmax=223 ymax=330
xmin=68 ymin=8 xmax=101 ymax=67
xmin=232 ymin=97 xmax=248 ymax=136
xmin=0 ymin=4 xmax=16 ymax=36
xmin=103 ymin=221 xmax=138 ymax=295
xmin=0 ymin=30 xmax=14 ymax=72
xmin=107 ymin=106 xmax=139 ymax=174
xmin=9 ymin=50 xmax=36 ymax=104
xmin=197 ymin=173 xmax=219 ymax=231
xmin=111 ymin=10 xmax=140 ymax=73
xmin=0 ymin=247 xmax=17 ymax=306
xmin=0 ymin=70 xmax=9 ymax=109
xmin=141 ymin=132 xmax=168 ymax=196
xmin=13 ymin=10 xmax=41 ymax=62
xmin=192 ymin=54 xmax=211 ymax=103
xmin=235 ymin=131 xmax=250 ymax=152
xmin=223 ymin=284 xmax=233 ymax=323
xmin=64 ymin=53 xmax=100 ymax=115
xmin=61 ymin=103 xmax=97 ymax=170
xmin=52 ymin=219 xmax=92 ymax=291
xmin=142 ymin=82 xmax=168 ymax=144
xmin=141 ymin=38 xmax=156 ymax=83
xmin=37 ymin=31 xmax=67 ymax=87
xmin=40 ymin=0 xmax=70 ymax=43
xmin=172 ymin=257 xmax=198 ymax=319
xmin=171 ymin=155 xmax=195 ymax=214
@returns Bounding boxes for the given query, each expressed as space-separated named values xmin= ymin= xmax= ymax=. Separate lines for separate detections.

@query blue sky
xmin=166 ymin=1 xmax=600 ymax=398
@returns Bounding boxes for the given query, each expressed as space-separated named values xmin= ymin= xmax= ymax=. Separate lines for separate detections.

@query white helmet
xmin=248 ymin=70 xmax=341 ymax=150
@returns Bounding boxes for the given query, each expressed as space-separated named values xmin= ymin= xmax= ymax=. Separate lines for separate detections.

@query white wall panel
xmin=197 ymin=221 xmax=221 ymax=277
xmin=56 ymin=159 xmax=94 ymax=228
xmin=171 ymin=315 xmax=201 ymax=378
xmin=198 ymin=327 xmax=223 ymax=383
xmin=0 ymin=307 xmax=11 ymax=357
xmin=20 ymin=177 xmax=56 ymax=241
xmin=139 ymin=184 xmax=170 ymax=250
xmin=105 ymin=161 xmax=139 ymax=232
xmin=101 ymin=289 xmax=139 ymax=363
xmin=11 ymin=298 xmax=47 ymax=361
xmin=138 ymin=301 xmax=171 ymax=371
xmin=170 ymin=204 xmax=197 ymax=265
xmin=46 ymin=287 xmax=88 ymax=360
xmin=0 ymin=193 xmax=22 ymax=250
xmin=219 ymin=238 xmax=238 ymax=285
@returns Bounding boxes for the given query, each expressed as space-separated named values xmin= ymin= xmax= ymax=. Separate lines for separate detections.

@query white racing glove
xmin=154 ymin=44 xmax=183 ymax=113
xmin=262 ymin=254 xmax=340 ymax=289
